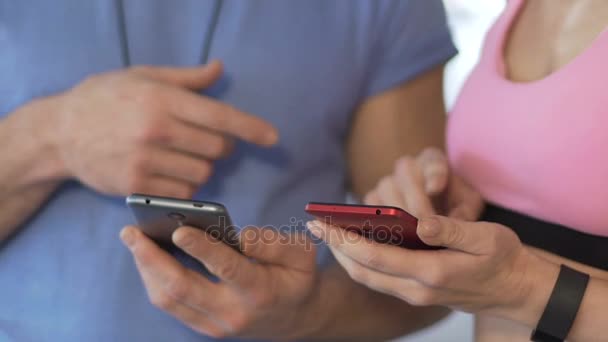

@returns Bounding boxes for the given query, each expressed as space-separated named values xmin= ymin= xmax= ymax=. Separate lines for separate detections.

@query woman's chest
xmin=505 ymin=0 xmax=608 ymax=83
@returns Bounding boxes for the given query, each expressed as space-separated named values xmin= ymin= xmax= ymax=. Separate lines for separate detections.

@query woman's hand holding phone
xmin=306 ymin=148 xmax=556 ymax=328
xmin=364 ymin=147 xmax=484 ymax=221
xmin=306 ymin=216 xmax=548 ymax=325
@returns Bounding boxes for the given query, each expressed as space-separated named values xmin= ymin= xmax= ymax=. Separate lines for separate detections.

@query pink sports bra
xmin=447 ymin=0 xmax=608 ymax=237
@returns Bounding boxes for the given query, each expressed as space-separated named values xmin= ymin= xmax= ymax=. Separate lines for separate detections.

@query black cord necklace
xmin=201 ymin=0 xmax=223 ymax=64
xmin=115 ymin=0 xmax=131 ymax=66
xmin=114 ymin=0 xmax=223 ymax=66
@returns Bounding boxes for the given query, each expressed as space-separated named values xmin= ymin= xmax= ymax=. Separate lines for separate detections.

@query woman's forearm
xmin=0 ymin=96 xmax=67 ymax=241
xmin=504 ymin=253 xmax=608 ymax=341
xmin=565 ymin=277 xmax=608 ymax=341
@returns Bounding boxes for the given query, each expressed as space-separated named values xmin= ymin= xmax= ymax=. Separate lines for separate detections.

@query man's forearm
xmin=303 ymin=264 xmax=450 ymax=341
xmin=0 ymin=96 xmax=66 ymax=241
xmin=0 ymin=183 xmax=60 ymax=242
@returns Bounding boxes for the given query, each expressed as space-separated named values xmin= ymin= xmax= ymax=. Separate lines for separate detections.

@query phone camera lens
xmin=167 ymin=212 xmax=186 ymax=221
xmin=376 ymin=209 xmax=381 ymax=215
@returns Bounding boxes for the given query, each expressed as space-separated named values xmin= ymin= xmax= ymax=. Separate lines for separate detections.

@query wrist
xmin=10 ymin=95 xmax=70 ymax=182
xmin=501 ymin=251 xmax=561 ymax=328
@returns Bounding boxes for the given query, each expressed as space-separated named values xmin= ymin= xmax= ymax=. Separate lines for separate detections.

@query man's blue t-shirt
xmin=0 ymin=1 xmax=456 ymax=341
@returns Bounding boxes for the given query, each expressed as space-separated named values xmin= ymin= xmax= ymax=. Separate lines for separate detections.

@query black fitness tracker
xmin=530 ymin=265 xmax=590 ymax=342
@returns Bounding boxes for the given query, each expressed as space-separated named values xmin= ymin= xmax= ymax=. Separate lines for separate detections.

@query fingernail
xmin=120 ymin=228 xmax=135 ymax=248
xmin=306 ymin=221 xmax=322 ymax=238
xmin=173 ymin=231 xmax=194 ymax=248
xmin=421 ymin=218 xmax=441 ymax=237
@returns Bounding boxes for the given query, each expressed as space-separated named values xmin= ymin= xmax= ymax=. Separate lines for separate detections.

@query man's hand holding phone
xmin=120 ymin=225 xmax=323 ymax=339
xmin=43 ymin=61 xmax=278 ymax=199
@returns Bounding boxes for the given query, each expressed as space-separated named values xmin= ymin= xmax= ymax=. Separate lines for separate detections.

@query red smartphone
xmin=305 ymin=202 xmax=438 ymax=250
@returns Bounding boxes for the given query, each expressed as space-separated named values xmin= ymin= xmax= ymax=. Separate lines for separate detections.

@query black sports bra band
xmin=481 ymin=204 xmax=608 ymax=271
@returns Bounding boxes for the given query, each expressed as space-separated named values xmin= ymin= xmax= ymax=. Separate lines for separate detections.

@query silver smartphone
xmin=126 ymin=194 xmax=240 ymax=252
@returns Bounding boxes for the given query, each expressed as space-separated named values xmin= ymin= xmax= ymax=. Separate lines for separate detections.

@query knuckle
xmin=134 ymin=80 xmax=160 ymax=101
xmin=167 ymin=189 xmax=192 ymax=200
xmin=150 ymin=292 xmax=176 ymax=311
xmin=419 ymin=150 xmax=448 ymax=176
xmin=487 ymin=225 xmax=506 ymax=252
xmin=250 ymin=289 xmax=274 ymax=308
xmin=207 ymin=110 xmax=229 ymax=130
xmin=362 ymin=252 xmax=384 ymax=272
xmin=425 ymin=160 xmax=448 ymax=176
xmin=165 ymin=272 xmax=190 ymax=302
xmin=413 ymin=288 xmax=436 ymax=306
xmin=347 ymin=264 xmax=369 ymax=284
xmin=363 ymin=190 xmax=377 ymax=205
xmin=205 ymin=137 xmax=228 ymax=158
xmin=220 ymin=104 xmax=241 ymax=120
xmin=242 ymin=236 xmax=261 ymax=257
xmin=221 ymin=138 xmax=235 ymax=156
xmin=424 ymin=264 xmax=448 ymax=287
xmin=395 ymin=158 xmax=420 ymax=180
xmin=129 ymin=83 xmax=167 ymax=113
xmin=377 ymin=176 xmax=394 ymax=192
xmin=197 ymin=162 xmax=213 ymax=184
xmin=213 ymin=260 xmax=239 ymax=281
xmin=226 ymin=312 xmax=250 ymax=333
xmin=183 ymin=185 xmax=198 ymax=199
xmin=167 ymin=183 xmax=196 ymax=200
xmin=129 ymin=65 xmax=152 ymax=75
xmin=420 ymin=147 xmax=444 ymax=160
xmin=127 ymin=154 xmax=149 ymax=179
xmin=445 ymin=226 xmax=465 ymax=247
xmin=138 ymin=116 xmax=170 ymax=143
xmin=81 ymin=73 xmax=104 ymax=86
xmin=193 ymin=325 xmax=225 ymax=339
xmin=396 ymin=155 xmax=416 ymax=170
xmin=133 ymin=243 xmax=154 ymax=264
xmin=125 ymin=167 xmax=146 ymax=194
